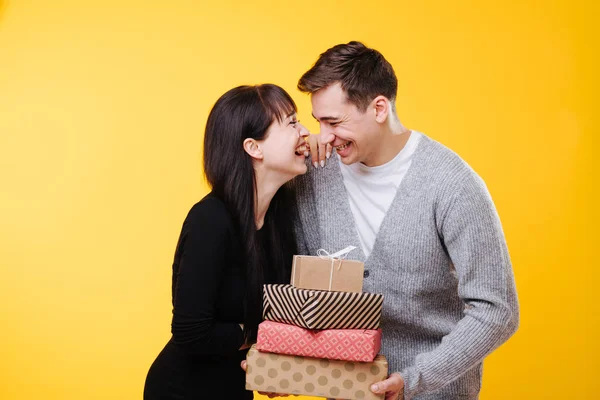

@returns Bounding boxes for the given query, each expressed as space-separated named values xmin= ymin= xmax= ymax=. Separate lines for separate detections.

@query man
xmin=293 ymin=41 xmax=519 ymax=400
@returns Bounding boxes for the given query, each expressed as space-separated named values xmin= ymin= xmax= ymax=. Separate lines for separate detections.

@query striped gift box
xmin=262 ymin=284 xmax=383 ymax=330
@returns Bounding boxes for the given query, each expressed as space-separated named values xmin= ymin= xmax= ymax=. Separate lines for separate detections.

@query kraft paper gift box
xmin=262 ymin=284 xmax=383 ymax=330
xmin=256 ymin=320 xmax=382 ymax=362
xmin=291 ymin=253 xmax=364 ymax=293
xmin=246 ymin=344 xmax=388 ymax=400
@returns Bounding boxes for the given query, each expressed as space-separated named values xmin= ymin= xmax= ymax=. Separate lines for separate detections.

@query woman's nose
xmin=296 ymin=122 xmax=310 ymax=138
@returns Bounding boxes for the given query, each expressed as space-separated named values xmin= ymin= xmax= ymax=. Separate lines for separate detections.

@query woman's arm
xmin=170 ymin=199 xmax=246 ymax=356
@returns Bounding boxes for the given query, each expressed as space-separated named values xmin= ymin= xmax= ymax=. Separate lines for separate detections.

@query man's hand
xmin=370 ymin=372 xmax=405 ymax=400
xmin=306 ymin=134 xmax=332 ymax=168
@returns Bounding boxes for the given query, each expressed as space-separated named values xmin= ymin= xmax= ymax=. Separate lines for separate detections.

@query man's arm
xmin=373 ymin=171 xmax=519 ymax=399
xmin=287 ymin=178 xmax=312 ymax=256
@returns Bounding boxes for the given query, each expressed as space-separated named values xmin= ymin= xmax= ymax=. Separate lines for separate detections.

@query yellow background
xmin=1 ymin=0 xmax=597 ymax=399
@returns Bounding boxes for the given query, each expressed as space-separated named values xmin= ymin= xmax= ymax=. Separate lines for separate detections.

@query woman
xmin=144 ymin=84 xmax=309 ymax=399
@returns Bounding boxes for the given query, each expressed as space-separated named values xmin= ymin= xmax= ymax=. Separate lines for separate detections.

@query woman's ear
xmin=243 ymin=138 xmax=263 ymax=160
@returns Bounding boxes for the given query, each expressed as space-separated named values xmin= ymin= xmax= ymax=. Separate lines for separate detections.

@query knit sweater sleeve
xmin=288 ymin=176 xmax=312 ymax=256
xmin=400 ymin=171 xmax=519 ymax=399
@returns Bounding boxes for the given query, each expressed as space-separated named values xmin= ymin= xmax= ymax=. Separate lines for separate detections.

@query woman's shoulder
xmin=183 ymin=192 xmax=234 ymax=233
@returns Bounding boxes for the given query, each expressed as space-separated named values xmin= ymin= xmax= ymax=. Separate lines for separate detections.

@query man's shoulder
xmin=414 ymin=135 xmax=495 ymax=210
xmin=290 ymin=158 xmax=338 ymax=193
xmin=417 ymin=134 xmax=481 ymax=185
xmin=419 ymin=134 xmax=470 ymax=169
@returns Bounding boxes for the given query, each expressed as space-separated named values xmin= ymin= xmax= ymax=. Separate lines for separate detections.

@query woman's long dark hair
xmin=203 ymin=84 xmax=298 ymax=343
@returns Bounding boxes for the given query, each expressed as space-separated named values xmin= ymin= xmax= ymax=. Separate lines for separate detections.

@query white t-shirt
xmin=339 ymin=131 xmax=422 ymax=257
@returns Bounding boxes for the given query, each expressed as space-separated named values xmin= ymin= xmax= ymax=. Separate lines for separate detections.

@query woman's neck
xmin=254 ymin=172 xmax=284 ymax=230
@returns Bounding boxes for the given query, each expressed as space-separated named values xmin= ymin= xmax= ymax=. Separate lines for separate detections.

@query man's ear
xmin=372 ymin=96 xmax=390 ymax=123
xmin=243 ymin=138 xmax=263 ymax=160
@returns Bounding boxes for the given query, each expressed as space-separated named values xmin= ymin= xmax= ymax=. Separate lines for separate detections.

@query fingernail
xmin=320 ymin=160 xmax=325 ymax=168
xmin=313 ymin=162 xmax=318 ymax=168
xmin=304 ymin=151 xmax=309 ymax=157
xmin=326 ymin=152 xmax=331 ymax=159
xmin=371 ymin=384 xmax=378 ymax=392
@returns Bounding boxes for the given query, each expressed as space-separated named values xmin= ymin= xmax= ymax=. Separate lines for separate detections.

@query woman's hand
xmin=238 ymin=324 xmax=250 ymax=350
xmin=306 ymin=133 xmax=332 ymax=169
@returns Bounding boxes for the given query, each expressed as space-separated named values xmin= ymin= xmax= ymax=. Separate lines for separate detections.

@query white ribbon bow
xmin=316 ymin=245 xmax=357 ymax=260
xmin=316 ymin=245 xmax=357 ymax=290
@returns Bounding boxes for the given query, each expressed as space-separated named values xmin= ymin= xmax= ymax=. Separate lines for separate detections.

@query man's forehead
xmin=311 ymin=94 xmax=348 ymax=121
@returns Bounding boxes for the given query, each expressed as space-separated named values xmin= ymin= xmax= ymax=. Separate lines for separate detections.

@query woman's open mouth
xmin=295 ymin=143 xmax=308 ymax=156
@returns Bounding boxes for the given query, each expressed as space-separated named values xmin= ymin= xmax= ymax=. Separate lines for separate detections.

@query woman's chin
xmin=297 ymin=162 xmax=308 ymax=175
xmin=288 ymin=163 xmax=308 ymax=179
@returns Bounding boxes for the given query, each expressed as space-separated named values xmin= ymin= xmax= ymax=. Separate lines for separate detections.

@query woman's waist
xmin=164 ymin=337 xmax=249 ymax=365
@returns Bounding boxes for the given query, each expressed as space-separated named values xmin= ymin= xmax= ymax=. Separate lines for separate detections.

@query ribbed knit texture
xmin=291 ymin=134 xmax=519 ymax=399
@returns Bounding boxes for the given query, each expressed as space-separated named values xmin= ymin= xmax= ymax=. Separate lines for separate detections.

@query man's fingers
xmin=370 ymin=373 xmax=403 ymax=394
xmin=240 ymin=360 xmax=247 ymax=372
xmin=370 ymin=379 xmax=389 ymax=394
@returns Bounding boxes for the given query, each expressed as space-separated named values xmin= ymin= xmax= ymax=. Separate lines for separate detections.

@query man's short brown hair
xmin=298 ymin=41 xmax=398 ymax=112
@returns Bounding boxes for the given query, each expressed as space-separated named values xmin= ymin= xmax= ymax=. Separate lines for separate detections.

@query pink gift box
xmin=256 ymin=320 xmax=382 ymax=362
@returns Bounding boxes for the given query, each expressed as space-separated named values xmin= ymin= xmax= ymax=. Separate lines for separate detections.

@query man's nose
xmin=319 ymin=124 xmax=335 ymax=145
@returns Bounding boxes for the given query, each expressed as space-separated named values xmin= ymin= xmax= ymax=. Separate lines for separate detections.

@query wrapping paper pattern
xmin=246 ymin=344 xmax=388 ymax=400
xmin=256 ymin=320 xmax=382 ymax=362
xmin=262 ymin=284 xmax=383 ymax=330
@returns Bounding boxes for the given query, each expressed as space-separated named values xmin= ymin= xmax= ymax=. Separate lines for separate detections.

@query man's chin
xmin=338 ymin=154 xmax=357 ymax=165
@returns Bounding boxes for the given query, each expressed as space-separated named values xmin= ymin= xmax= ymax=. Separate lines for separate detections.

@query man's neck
xmin=363 ymin=125 xmax=412 ymax=167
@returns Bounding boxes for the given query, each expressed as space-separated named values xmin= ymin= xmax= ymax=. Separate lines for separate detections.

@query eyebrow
xmin=286 ymin=111 xmax=297 ymax=119
xmin=311 ymin=113 xmax=340 ymax=122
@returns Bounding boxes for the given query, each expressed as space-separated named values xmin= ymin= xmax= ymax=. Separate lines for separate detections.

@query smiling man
xmin=292 ymin=41 xmax=519 ymax=400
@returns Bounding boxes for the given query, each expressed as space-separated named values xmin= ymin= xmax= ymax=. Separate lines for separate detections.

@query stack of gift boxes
xmin=246 ymin=250 xmax=388 ymax=400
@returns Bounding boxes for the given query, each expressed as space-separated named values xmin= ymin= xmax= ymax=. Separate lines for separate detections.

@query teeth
xmin=335 ymin=141 xmax=351 ymax=151
xmin=295 ymin=144 xmax=308 ymax=156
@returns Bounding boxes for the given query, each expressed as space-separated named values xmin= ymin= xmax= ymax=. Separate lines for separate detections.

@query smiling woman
xmin=143 ymin=84 xmax=310 ymax=400
xmin=0 ymin=1 xmax=596 ymax=399
xmin=250 ymin=109 xmax=310 ymax=191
